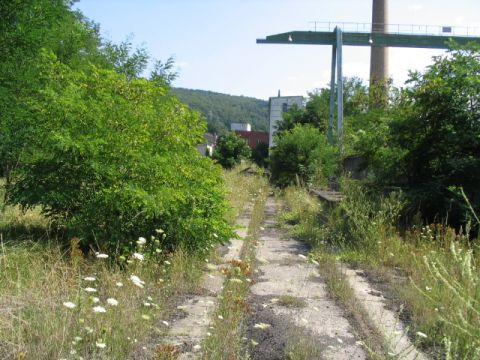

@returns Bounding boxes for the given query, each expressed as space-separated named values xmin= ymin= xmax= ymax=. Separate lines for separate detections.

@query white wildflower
xmin=107 ymin=298 xmax=118 ymax=306
xmin=155 ymin=229 xmax=164 ymax=234
xmin=162 ymin=320 xmax=169 ymax=326
xmin=116 ymin=282 xmax=124 ymax=287
xmin=141 ymin=314 xmax=151 ymax=320
xmin=132 ymin=253 xmax=144 ymax=261
xmin=96 ymin=341 xmax=106 ymax=349
xmin=63 ymin=301 xmax=76 ymax=309
xmin=83 ymin=276 xmax=96 ymax=282
xmin=164 ymin=260 xmax=171 ymax=265
xmin=95 ymin=253 xmax=109 ymax=259
xmin=137 ymin=237 xmax=147 ymax=245
xmin=253 ymin=323 xmax=271 ymax=330
xmin=217 ymin=315 xmax=224 ymax=320
xmin=83 ymin=287 xmax=97 ymax=293
xmin=155 ymin=248 xmax=162 ymax=253
xmin=91 ymin=297 xmax=100 ymax=303
xmin=230 ymin=278 xmax=243 ymax=283
xmin=143 ymin=302 xmax=151 ymax=307
xmin=416 ymin=331 xmax=428 ymax=338
xmin=130 ymin=275 xmax=145 ymax=288
xmin=93 ymin=306 xmax=106 ymax=313
xmin=147 ymin=296 xmax=153 ymax=301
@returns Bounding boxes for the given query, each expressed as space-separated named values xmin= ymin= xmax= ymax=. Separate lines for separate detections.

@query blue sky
xmin=75 ymin=0 xmax=480 ymax=100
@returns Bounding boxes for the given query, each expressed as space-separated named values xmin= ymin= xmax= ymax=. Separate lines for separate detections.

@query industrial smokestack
xmin=370 ymin=0 xmax=389 ymax=86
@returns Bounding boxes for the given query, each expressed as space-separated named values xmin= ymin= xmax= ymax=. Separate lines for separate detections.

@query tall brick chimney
xmin=370 ymin=0 xmax=389 ymax=86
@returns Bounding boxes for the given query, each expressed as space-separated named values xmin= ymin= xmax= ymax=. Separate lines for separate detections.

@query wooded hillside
xmin=171 ymin=88 xmax=269 ymax=134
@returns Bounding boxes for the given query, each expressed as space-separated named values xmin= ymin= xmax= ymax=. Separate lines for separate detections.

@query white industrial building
xmin=268 ymin=93 xmax=304 ymax=147
xmin=230 ymin=123 xmax=252 ymax=132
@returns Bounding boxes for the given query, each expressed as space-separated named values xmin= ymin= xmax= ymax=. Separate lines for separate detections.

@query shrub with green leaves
xmin=212 ymin=132 xmax=251 ymax=169
xmin=270 ymin=125 xmax=339 ymax=187
xmin=7 ymin=52 xmax=232 ymax=255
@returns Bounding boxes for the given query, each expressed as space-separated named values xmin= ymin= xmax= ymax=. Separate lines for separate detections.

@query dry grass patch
xmin=277 ymin=295 xmax=306 ymax=309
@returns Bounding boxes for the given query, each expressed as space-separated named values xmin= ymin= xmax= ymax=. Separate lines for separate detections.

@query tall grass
xmin=223 ymin=163 xmax=265 ymax=224
xmin=282 ymin=182 xmax=480 ymax=359
xmin=0 ymin=178 xmax=205 ymax=359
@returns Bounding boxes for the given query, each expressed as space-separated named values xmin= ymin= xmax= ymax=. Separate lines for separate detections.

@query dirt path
xmin=246 ymin=198 xmax=366 ymax=359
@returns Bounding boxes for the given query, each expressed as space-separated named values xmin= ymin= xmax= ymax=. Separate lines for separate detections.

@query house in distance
xmin=231 ymin=123 xmax=269 ymax=150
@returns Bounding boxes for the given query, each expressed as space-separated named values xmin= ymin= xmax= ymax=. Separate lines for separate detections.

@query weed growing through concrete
xmin=281 ymin=183 xmax=480 ymax=358
xmin=202 ymin=171 xmax=268 ymax=359
xmin=277 ymin=295 xmax=307 ymax=308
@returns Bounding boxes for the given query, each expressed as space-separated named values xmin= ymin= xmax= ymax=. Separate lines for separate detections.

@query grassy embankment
xmin=0 ymin=177 xmax=205 ymax=360
xmin=0 ymin=165 xmax=261 ymax=360
xmin=281 ymin=183 xmax=480 ymax=359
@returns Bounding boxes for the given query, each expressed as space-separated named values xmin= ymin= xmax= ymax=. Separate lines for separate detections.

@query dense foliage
xmin=171 ymin=87 xmax=268 ymax=134
xmin=277 ymin=78 xmax=369 ymax=137
xmin=358 ymin=45 xmax=480 ymax=228
xmin=270 ymin=125 xmax=338 ymax=188
xmin=212 ymin=132 xmax=252 ymax=169
xmin=274 ymin=47 xmax=480 ymax=230
xmin=1 ymin=0 xmax=232 ymax=254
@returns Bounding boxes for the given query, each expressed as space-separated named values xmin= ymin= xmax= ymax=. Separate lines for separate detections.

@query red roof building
xmin=234 ymin=130 xmax=269 ymax=149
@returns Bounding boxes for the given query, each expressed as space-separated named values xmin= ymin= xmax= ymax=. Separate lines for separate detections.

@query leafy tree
xmin=0 ymin=0 xmax=102 ymax=183
xmin=101 ymin=39 xmax=150 ymax=80
xmin=7 ymin=51 xmax=232 ymax=254
xmin=276 ymin=77 xmax=368 ymax=137
xmin=2 ymin=1 xmax=234 ymax=255
xmin=361 ymin=44 xmax=480 ymax=227
xmin=212 ymin=132 xmax=251 ymax=169
xmin=270 ymin=125 xmax=339 ymax=187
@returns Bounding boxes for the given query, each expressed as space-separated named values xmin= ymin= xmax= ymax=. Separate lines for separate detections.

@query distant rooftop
xmin=308 ymin=21 xmax=480 ymax=37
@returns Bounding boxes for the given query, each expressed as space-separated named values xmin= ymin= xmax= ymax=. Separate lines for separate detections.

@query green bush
xmin=212 ymin=132 xmax=251 ymax=169
xmin=270 ymin=125 xmax=338 ymax=187
xmin=7 ymin=52 xmax=232 ymax=255
xmin=357 ymin=44 xmax=480 ymax=229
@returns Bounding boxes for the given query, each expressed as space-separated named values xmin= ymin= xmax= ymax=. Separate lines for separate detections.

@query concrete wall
xmin=268 ymin=96 xmax=304 ymax=147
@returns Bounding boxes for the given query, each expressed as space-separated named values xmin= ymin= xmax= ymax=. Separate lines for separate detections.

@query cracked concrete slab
xmin=248 ymin=198 xmax=366 ymax=360
xmin=341 ymin=265 xmax=428 ymax=360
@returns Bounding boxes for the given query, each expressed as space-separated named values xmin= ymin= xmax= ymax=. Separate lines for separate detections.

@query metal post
xmin=336 ymin=27 xmax=344 ymax=151
xmin=328 ymin=31 xmax=337 ymax=145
